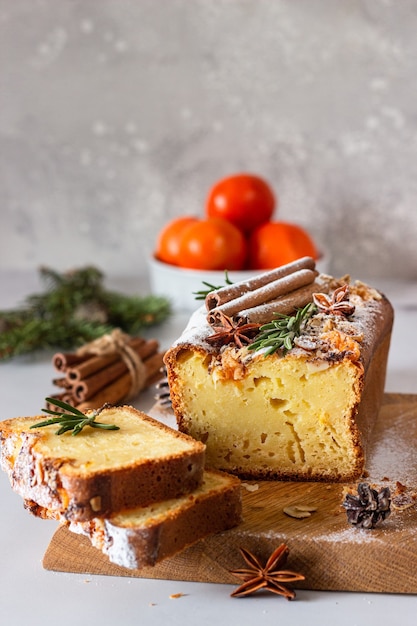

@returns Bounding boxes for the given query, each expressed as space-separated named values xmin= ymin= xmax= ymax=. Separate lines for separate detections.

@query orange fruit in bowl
xmin=206 ymin=173 xmax=276 ymax=234
xmin=155 ymin=216 xmax=198 ymax=265
xmin=248 ymin=221 xmax=319 ymax=269
xmin=177 ymin=217 xmax=247 ymax=271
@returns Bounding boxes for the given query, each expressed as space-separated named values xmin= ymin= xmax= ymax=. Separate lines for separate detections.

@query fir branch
xmin=104 ymin=292 xmax=171 ymax=334
xmin=248 ymin=302 xmax=317 ymax=356
xmin=31 ymin=397 xmax=119 ymax=436
xmin=193 ymin=270 xmax=233 ymax=300
xmin=0 ymin=266 xmax=171 ymax=360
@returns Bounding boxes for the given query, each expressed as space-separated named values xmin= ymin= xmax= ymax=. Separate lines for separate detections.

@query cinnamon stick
xmin=141 ymin=352 xmax=166 ymax=385
xmin=72 ymin=339 xmax=160 ymax=403
xmin=45 ymin=393 xmax=74 ymax=411
xmin=50 ymin=333 xmax=164 ymax=410
xmin=207 ymin=268 xmax=317 ymax=326
xmin=75 ymin=374 xmax=133 ymax=412
xmin=205 ymin=256 xmax=316 ymax=311
xmin=73 ymin=360 xmax=128 ymax=403
xmin=52 ymin=352 xmax=91 ymax=372
xmin=52 ymin=377 xmax=73 ymax=390
xmin=135 ymin=338 xmax=159 ymax=361
xmin=66 ymin=337 xmax=146 ymax=382
xmin=236 ymin=282 xmax=321 ymax=324
xmin=74 ymin=352 xmax=165 ymax=412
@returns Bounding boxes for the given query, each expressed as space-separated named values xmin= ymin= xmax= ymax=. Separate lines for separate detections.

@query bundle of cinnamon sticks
xmin=49 ymin=330 xmax=165 ymax=412
xmin=206 ymin=256 xmax=324 ymax=325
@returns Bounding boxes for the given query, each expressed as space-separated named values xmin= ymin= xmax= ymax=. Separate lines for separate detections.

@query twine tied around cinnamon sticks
xmin=76 ymin=329 xmax=147 ymax=400
xmin=205 ymin=256 xmax=323 ymax=326
xmin=49 ymin=329 xmax=165 ymax=412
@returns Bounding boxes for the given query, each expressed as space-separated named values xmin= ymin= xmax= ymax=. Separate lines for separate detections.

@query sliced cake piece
xmin=164 ymin=261 xmax=394 ymax=482
xmin=28 ymin=469 xmax=242 ymax=570
xmin=0 ymin=405 xmax=205 ymax=521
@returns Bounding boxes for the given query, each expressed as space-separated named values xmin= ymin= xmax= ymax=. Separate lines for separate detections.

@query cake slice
xmin=0 ymin=405 xmax=205 ymax=521
xmin=164 ymin=260 xmax=394 ymax=482
xmin=28 ymin=469 xmax=242 ymax=570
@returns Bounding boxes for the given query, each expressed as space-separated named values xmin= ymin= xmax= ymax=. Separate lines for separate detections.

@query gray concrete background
xmin=1 ymin=0 xmax=417 ymax=280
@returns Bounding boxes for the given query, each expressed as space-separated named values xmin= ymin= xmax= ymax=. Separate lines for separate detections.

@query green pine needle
xmin=0 ymin=266 xmax=171 ymax=360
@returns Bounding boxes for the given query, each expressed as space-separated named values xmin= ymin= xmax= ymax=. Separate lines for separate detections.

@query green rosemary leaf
xmin=264 ymin=345 xmax=278 ymax=357
xmin=41 ymin=411 xmax=80 ymax=421
xmin=283 ymin=335 xmax=293 ymax=351
xmin=56 ymin=424 xmax=78 ymax=435
xmin=248 ymin=302 xmax=317 ymax=355
xmin=72 ymin=420 xmax=89 ymax=436
xmin=33 ymin=416 xmax=71 ymax=428
xmin=30 ymin=397 xmax=120 ymax=436
xmin=193 ymin=270 xmax=233 ymax=300
xmin=90 ymin=422 xmax=120 ymax=430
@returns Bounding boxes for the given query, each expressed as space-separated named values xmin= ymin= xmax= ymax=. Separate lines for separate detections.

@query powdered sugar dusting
xmin=318 ymin=527 xmax=380 ymax=543
xmin=171 ymin=304 xmax=213 ymax=349
xmin=367 ymin=404 xmax=417 ymax=484
xmin=170 ymin=274 xmax=392 ymax=363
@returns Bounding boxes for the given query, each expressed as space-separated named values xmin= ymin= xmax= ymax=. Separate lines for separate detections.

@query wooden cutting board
xmin=43 ymin=393 xmax=417 ymax=593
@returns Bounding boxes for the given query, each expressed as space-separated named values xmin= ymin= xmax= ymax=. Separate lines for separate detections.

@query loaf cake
xmin=0 ymin=405 xmax=206 ymax=521
xmin=164 ymin=257 xmax=394 ymax=482
xmin=28 ymin=469 xmax=242 ymax=570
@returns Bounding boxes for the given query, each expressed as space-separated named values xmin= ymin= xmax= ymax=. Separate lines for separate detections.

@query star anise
xmin=229 ymin=544 xmax=305 ymax=599
xmin=206 ymin=312 xmax=261 ymax=349
xmin=313 ymin=284 xmax=355 ymax=317
xmin=342 ymin=482 xmax=391 ymax=529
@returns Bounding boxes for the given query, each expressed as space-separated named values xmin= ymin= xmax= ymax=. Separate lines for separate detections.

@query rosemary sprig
xmin=30 ymin=397 xmax=120 ymax=436
xmin=248 ymin=302 xmax=317 ymax=356
xmin=193 ymin=270 xmax=233 ymax=300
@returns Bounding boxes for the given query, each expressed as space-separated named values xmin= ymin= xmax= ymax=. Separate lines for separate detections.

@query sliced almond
xmin=293 ymin=504 xmax=317 ymax=512
xmin=283 ymin=506 xmax=312 ymax=519
xmin=241 ymin=482 xmax=260 ymax=492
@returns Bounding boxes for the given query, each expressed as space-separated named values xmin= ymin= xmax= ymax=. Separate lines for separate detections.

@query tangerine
xmin=155 ymin=216 xmax=198 ymax=265
xmin=177 ymin=217 xmax=247 ymax=270
xmin=206 ymin=173 xmax=276 ymax=234
xmin=248 ymin=221 xmax=319 ymax=269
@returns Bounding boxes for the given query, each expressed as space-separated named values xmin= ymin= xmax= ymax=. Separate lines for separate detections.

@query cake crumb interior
xmin=175 ymin=349 xmax=362 ymax=480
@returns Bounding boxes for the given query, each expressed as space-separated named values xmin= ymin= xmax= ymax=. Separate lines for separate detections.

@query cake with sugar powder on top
xmin=164 ymin=257 xmax=394 ymax=482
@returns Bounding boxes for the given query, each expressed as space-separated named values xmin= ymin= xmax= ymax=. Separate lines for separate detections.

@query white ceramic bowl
xmin=148 ymin=254 xmax=330 ymax=313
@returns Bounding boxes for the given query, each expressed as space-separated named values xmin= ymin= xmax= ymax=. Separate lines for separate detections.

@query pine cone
xmin=342 ymin=482 xmax=391 ymax=529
